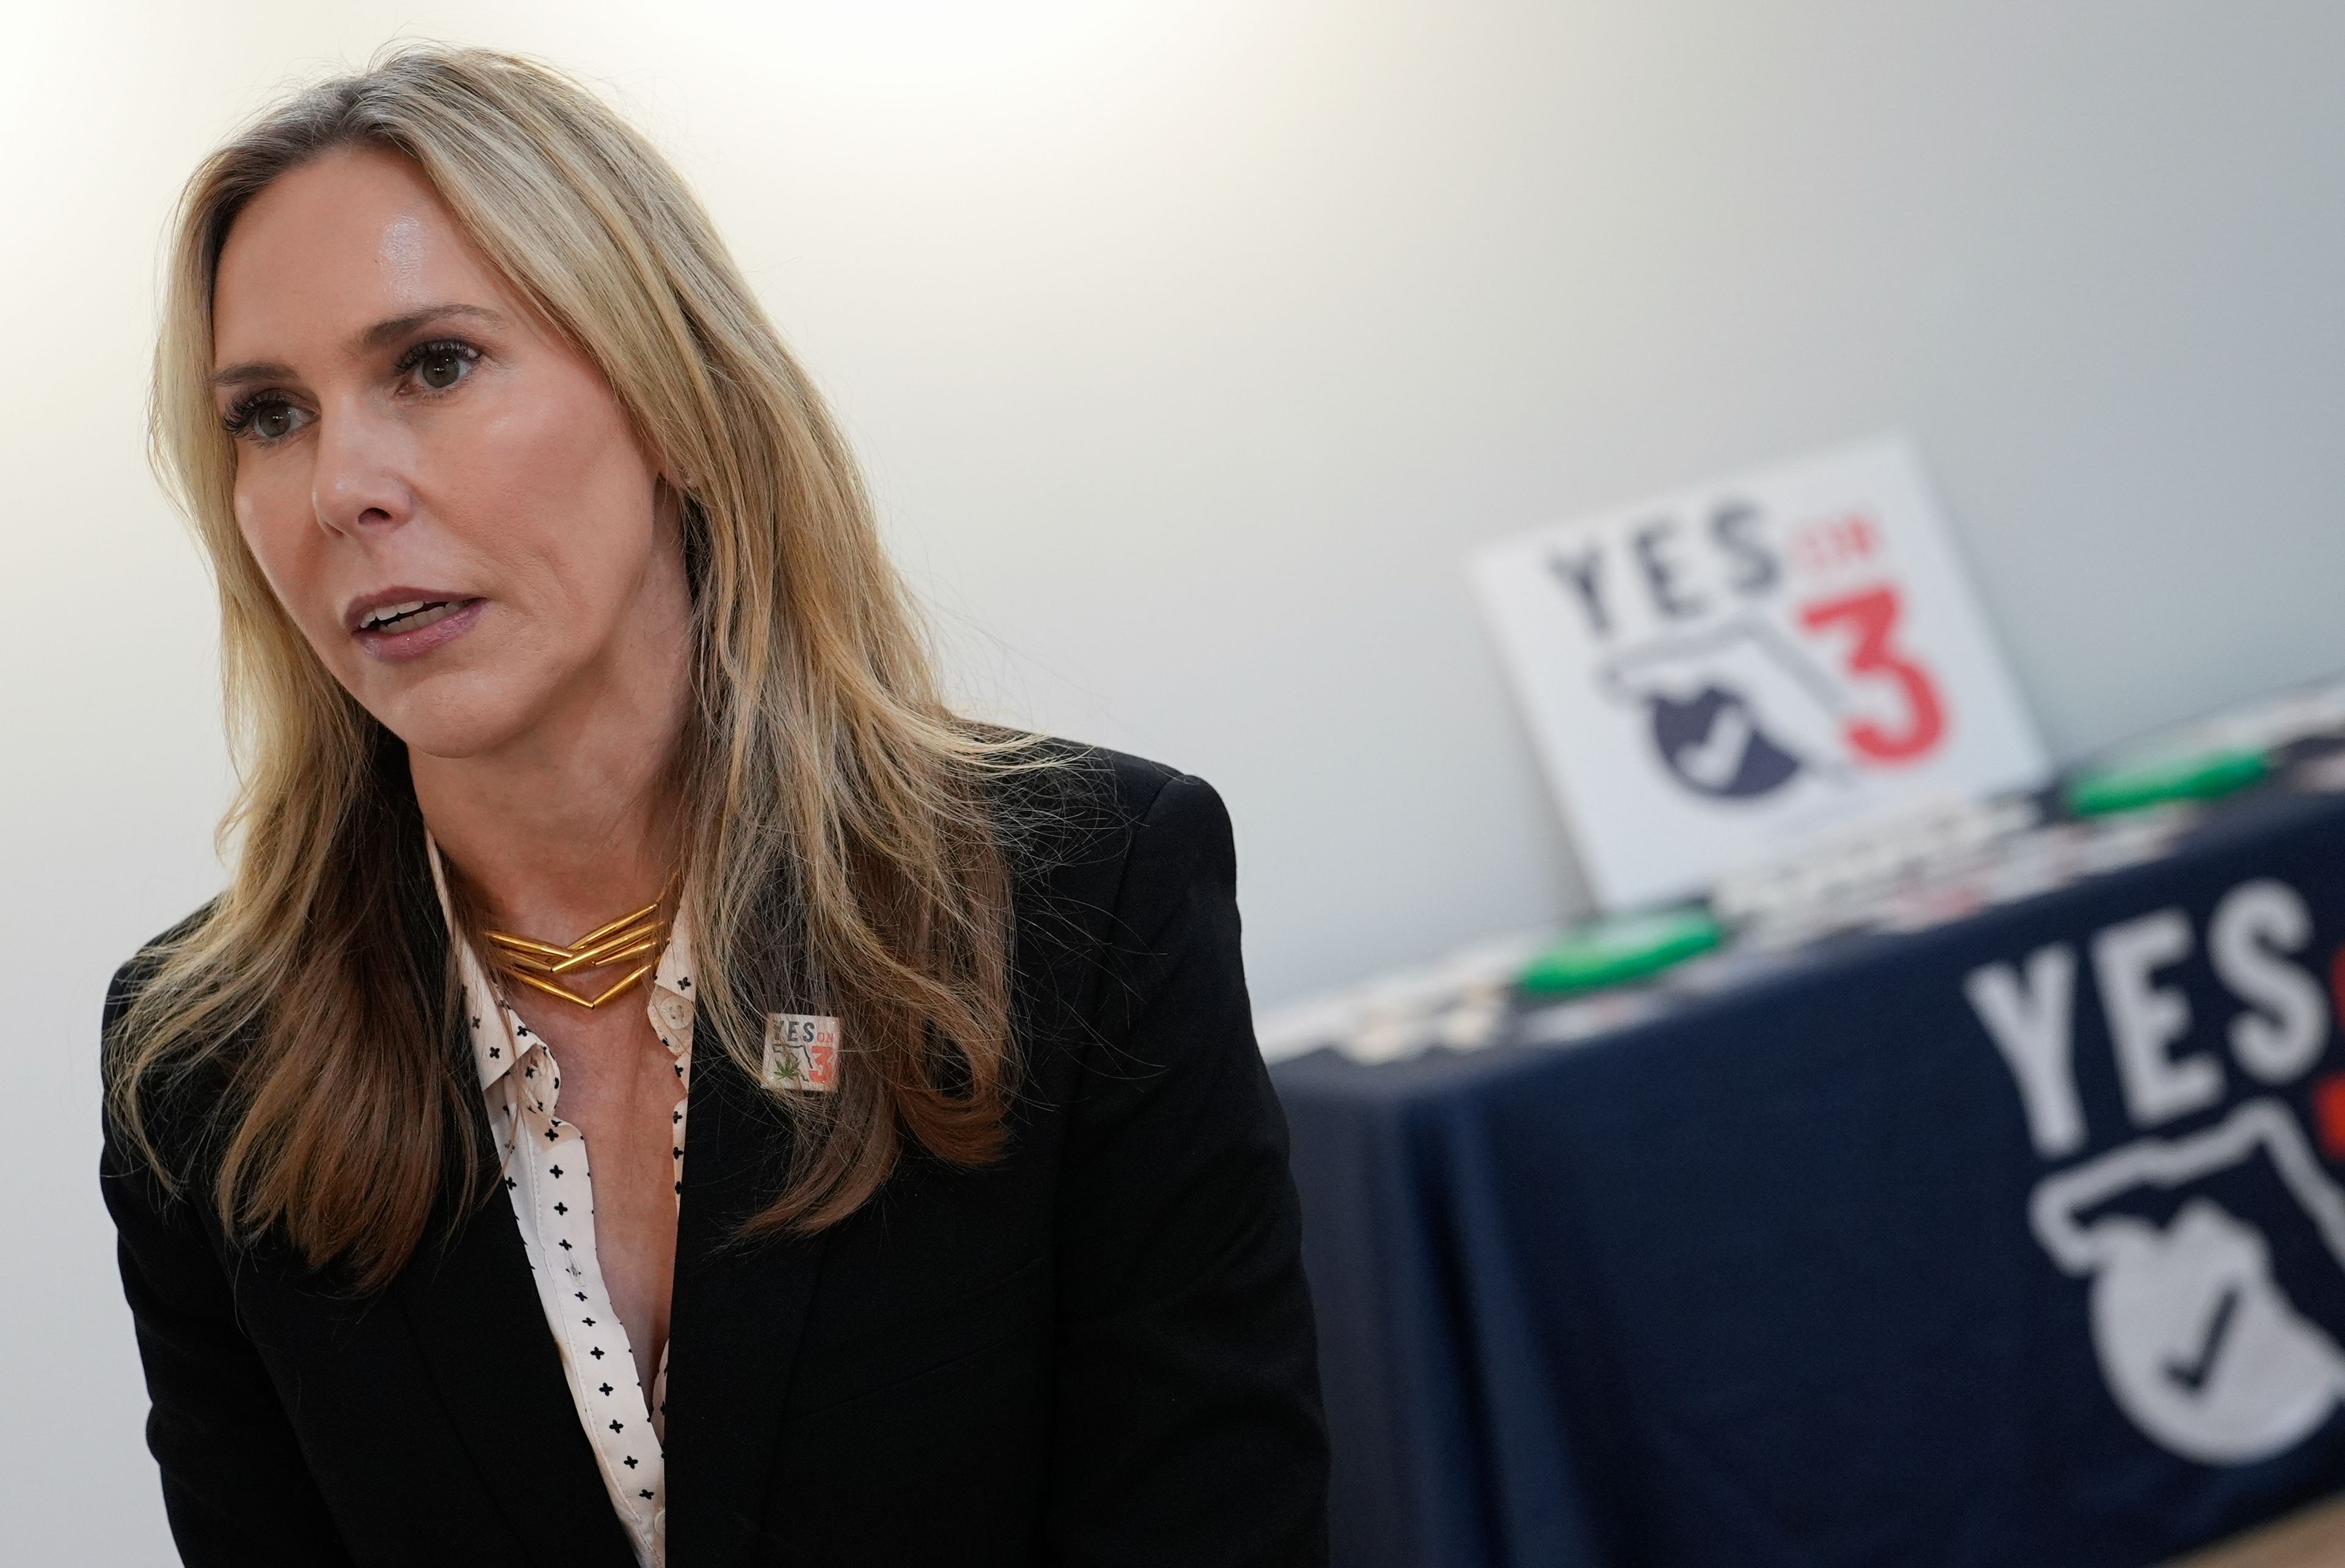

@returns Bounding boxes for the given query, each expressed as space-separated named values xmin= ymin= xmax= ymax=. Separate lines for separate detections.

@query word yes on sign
xmin=1470 ymin=436 xmax=2045 ymax=909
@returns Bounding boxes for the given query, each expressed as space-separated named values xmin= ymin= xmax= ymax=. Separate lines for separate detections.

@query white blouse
xmin=429 ymin=843 xmax=693 ymax=1568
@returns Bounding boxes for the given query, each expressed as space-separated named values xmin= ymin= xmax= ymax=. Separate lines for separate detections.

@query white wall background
xmin=10 ymin=1 xmax=2345 ymax=1556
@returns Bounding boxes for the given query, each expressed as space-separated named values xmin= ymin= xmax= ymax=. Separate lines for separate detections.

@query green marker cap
xmin=1518 ymin=907 xmax=1724 ymax=996
xmin=2065 ymin=747 xmax=2269 ymax=818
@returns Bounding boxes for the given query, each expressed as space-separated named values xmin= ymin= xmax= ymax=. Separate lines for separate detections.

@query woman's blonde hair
xmin=114 ymin=43 xmax=1042 ymax=1291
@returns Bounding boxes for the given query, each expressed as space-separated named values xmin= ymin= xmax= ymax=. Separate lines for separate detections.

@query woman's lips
xmin=352 ymin=597 xmax=486 ymax=662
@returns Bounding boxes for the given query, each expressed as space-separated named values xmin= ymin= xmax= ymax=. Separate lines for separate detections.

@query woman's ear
xmin=650 ymin=470 xmax=696 ymax=528
xmin=663 ymin=479 xmax=708 ymax=603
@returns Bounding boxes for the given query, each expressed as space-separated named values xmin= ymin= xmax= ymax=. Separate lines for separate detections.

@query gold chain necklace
xmin=481 ymin=879 xmax=677 ymax=1011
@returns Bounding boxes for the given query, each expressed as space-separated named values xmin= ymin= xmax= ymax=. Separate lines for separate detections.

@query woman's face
xmin=210 ymin=146 xmax=689 ymax=763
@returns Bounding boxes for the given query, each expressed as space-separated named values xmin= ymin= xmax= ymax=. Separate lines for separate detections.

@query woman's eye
xmin=225 ymin=397 xmax=307 ymax=442
xmin=407 ymin=343 xmax=478 ymax=393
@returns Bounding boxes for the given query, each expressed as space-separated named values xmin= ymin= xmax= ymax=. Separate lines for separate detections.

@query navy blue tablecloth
xmin=1273 ymin=785 xmax=2345 ymax=1568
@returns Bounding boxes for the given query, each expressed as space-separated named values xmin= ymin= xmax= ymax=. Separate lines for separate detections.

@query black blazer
xmin=101 ymin=750 xmax=1329 ymax=1566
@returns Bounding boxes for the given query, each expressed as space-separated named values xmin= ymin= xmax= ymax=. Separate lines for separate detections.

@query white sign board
xmin=1469 ymin=435 xmax=2046 ymax=910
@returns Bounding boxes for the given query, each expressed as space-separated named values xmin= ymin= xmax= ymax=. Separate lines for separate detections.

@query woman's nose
xmin=310 ymin=401 xmax=415 ymax=537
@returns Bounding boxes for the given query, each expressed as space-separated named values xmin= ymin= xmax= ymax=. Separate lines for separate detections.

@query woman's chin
xmin=362 ymin=683 xmax=545 ymax=764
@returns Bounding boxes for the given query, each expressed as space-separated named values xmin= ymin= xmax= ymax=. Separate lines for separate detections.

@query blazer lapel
xmin=393 ymin=1177 xmax=642 ymax=1564
xmin=661 ymin=1039 xmax=829 ymax=1567
xmin=386 ymin=829 xmax=639 ymax=1566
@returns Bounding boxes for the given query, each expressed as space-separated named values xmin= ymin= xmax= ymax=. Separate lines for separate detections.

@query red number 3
xmin=1799 ymin=586 xmax=1946 ymax=763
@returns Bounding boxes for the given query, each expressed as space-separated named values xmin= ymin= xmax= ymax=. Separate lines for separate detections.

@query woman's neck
xmin=411 ymin=666 xmax=690 ymax=942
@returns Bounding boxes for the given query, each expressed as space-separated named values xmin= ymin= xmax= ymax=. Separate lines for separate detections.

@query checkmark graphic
xmin=2029 ymin=1106 xmax=2345 ymax=1464
xmin=2165 ymin=1285 xmax=2242 ymax=1393
xmin=1674 ymin=703 xmax=1753 ymax=791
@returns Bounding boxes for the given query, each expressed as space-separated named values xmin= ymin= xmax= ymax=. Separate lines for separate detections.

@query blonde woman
xmin=102 ymin=45 xmax=1326 ymax=1567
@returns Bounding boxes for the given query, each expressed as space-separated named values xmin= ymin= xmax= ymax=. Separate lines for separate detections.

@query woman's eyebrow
xmin=350 ymin=302 xmax=506 ymax=357
xmin=209 ymin=358 xmax=294 ymax=391
xmin=208 ymin=303 xmax=510 ymax=390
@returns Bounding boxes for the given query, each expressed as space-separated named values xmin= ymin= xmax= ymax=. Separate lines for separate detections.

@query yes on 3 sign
xmin=1971 ymin=880 xmax=2345 ymax=1465
xmin=763 ymin=1013 xmax=841 ymax=1092
xmin=1470 ymin=436 xmax=2045 ymax=909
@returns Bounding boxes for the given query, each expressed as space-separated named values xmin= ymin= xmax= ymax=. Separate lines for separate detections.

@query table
xmin=2172 ymin=1492 xmax=2345 ymax=1568
xmin=1273 ymin=782 xmax=2345 ymax=1568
